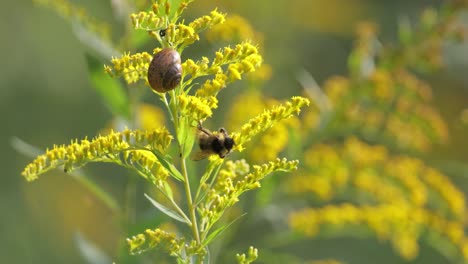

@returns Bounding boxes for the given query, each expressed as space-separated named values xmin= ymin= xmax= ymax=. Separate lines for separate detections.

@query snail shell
xmin=147 ymin=48 xmax=182 ymax=93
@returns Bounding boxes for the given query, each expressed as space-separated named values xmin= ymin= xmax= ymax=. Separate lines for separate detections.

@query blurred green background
xmin=2 ymin=0 xmax=468 ymax=263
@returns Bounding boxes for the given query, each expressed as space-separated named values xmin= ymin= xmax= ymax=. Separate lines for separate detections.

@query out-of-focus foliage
xmin=204 ymin=1 xmax=468 ymax=263
xmin=278 ymin=1 xmax=468 ymax=263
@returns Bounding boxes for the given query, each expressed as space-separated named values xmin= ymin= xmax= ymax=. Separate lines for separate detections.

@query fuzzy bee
xmin=191 ymin=123 xmax=235 ymax=161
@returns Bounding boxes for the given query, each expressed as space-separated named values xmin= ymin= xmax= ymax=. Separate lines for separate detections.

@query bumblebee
xmin=192 ymin=123 xmax=235 ymax=161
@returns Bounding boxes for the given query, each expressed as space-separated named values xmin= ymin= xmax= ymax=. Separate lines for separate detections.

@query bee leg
xmin=197 ymin=120 xmax=204 ymax=129
xmin=198 ymin=123 xmax=212 ymax=136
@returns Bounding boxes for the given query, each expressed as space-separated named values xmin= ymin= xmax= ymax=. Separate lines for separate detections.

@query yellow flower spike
xmin=423 ymin=168 xmax=466 ymax=220
xmin=164 ymin=1 xmax=170 ymax=15
xmin=172 ymin=24 xmax=199 ymax=47
xmin=105 ymin=52 xmax=153 ymax=84
xmin=181 ymin=59 xmax=199 ymax=76
xmin=195 ymin=73 xmax=228 ymax=98
xmin=228 ymin=64 xmax=242 ymax=81
xmin=184 ymin=42 xmax=261 ymax=89
xmin=127 ymin=234 xmax=146 ymax=254
xmin=127 ymin=228 xmax=183 ymax=256
xmin=189 ymin=9 xmax=226 ymax=33
xmin=177 ymin=94 xmax=218 ymax=122
xmin=200 ymin=158 xmax=297 ymax=235
xmin=22 ymin=128 xmax=173 ymax=181
xmin=126 ymin=150 xmax=170 ymax=184
xmin=236 ymin=246 xmax=258 ymax=264
xmin=131 ymin=10 xmax=167 ymax=31
xmin=232 ymin=96 xmax=310 ymax=151
xmin=237 ymin=158 xmax=299 ymax=190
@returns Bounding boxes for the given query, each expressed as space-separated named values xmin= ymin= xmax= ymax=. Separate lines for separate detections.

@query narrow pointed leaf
xmin=152 ymin=150 xmax=184 ymax=181
xmin=144 ymin=193 xmax=189 ymax=223
xmin=163 ymin=181 xmax=174 ymax=200
xmin=202 ymin=214 xmax=246 ymax=247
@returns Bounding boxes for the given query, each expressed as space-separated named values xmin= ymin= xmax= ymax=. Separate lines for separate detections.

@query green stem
xmin=125 ymin=176 xmax=137 ymax=226
xmin=164 ymin=86 xmax=203 ymax=262
xmin=180 ymin=156 xmax=201 ymax=242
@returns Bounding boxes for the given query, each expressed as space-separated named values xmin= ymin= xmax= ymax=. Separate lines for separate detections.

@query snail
xmin=147 ymin=48 xmax=182 ymax=93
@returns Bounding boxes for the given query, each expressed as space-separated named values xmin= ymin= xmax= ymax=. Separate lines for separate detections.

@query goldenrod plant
xmin=23 ymin=0 xmax=309 ymax=263
xmin=21 ymin=0 xmax=468 ymax=263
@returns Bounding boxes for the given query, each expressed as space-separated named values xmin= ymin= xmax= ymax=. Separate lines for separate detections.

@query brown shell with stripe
xmin=147 ymin=48 xmax=182 ymax=93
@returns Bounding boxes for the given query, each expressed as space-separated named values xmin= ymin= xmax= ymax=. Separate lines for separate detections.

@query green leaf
xmin=195 ymin=160 xmax=223 ymax=205
xmin=144 ymin=193 xmax=189 ymax=224
xmin=11 ymin=137 xmax=42 ymax=158
xmin=85 ymin=54 xmax=130 ymax=119
xmin=74 ymin=232 xmax=112 ymax=264
xmin=202 ymin=213 xmax=246 ymax=247
xmin=152 ymin=150 xmax=185 ymax=181
xmin=163 ymin=181 xmax=174 ymax=200
xmin=71 ymin=22 xmax=119 ymax=59
xmin=177 ymin=118 xmax=196 ymax=159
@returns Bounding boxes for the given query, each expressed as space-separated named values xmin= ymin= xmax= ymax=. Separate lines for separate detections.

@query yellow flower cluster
xmin=186 ymin=42 xmax=261 ymax=81
xmin=206 ymin=14 xmax=272 ymax=82
xmin=189 ymin=9 xmax=226 ymax=34
xmin=289 ymin=203 xmax=468 ymax=261
xmin=124 ymin=150 xmax=170 ymax=185
xmin=132 ymin=6 xmax=225 ymax=49
xmin=195 ymin=73 xmax=228 ymax=98
xmin=34 ymin=0 xmax=111 ymax=41
xmin=131 ymin=9 xmax=168 ymax=32
xmin=182 ymin=57 xmax=211 ymax=78
xmin=161 ymin=9 xmax=226 ymax=49
xmin=199 ymin=159 xmax=297 ymax=234
xmin=227 ymin=91 xmax=299 ymax=162
xmin=423 ymin=168 xmax=466 ymax=220
xmin=232 ymin=96 xmax=310 ymax=151
xmin=236 ymin=246 xmax=259 ymax=264
xmin=288 ymin=137 xmax=467 ymax=260
xmin=127 ymin=228 xmax=184 ymax=256
xmin=104 ymin=52 xmax=153 ymax=84
xmin=322 ymin=68 xmax=448 ymax=152
xmin=178 ymin=94 xmax=218 ymax=122
xmin=131 ymin=0 xmax=194 ymax=31
xmin=22 ymin=128 xmax=172 ymax=182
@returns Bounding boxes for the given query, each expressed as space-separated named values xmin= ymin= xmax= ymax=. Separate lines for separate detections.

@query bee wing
xmin=190 ymin=151 xmax=211 ymax=161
